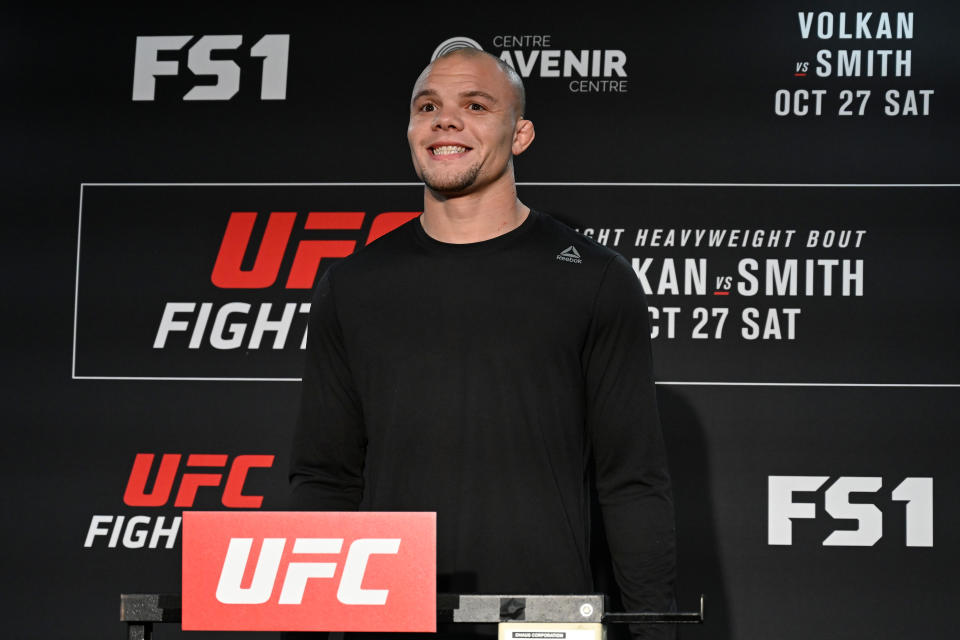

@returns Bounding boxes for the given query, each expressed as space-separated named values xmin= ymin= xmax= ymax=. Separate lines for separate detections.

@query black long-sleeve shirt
xmin=290 ymin=209 xmax=676 ymax=638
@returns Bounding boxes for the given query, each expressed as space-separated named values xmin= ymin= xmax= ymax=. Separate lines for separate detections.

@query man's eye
xmin=420 ymin=103 xmax=436 ymax=112
xmin=468 ymin=103 xmax=486 ymax=111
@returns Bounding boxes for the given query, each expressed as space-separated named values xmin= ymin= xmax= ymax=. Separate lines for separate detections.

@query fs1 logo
xmin=182 ymin=511 xmax=436 ymax=632
xmin=133 ymin=35 xmax=289 ymax=101
xmin=83 ymin=453 xmax=275 ymax=549
xmin=768 ymin=476 xmax=933 ymax=547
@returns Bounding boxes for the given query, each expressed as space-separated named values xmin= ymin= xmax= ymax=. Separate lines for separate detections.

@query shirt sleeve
xmin=289 ymin=267 xmax=366 ymax=511
xmin=582 ymin=254 xmax=677 ymax=639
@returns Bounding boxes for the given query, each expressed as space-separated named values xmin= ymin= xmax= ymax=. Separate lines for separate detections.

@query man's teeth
xmin=432 ymin=145 xmax=468 ymax=155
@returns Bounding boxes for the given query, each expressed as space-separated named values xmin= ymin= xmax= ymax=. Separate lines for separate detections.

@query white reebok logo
xmin=556 ymin=245 xmax=582 ymax=264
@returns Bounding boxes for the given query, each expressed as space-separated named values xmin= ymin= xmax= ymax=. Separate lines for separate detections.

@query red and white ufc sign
xmin=182 ymin=511 xmax=436 ymax=632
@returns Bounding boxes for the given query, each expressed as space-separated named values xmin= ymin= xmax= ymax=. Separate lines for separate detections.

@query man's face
xmin=407 ymin=53 xmax=528 ymax=196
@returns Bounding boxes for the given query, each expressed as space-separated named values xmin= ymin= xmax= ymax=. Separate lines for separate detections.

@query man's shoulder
xmin=532 ymin=209 xmax=624 ymax=268
xmin=324 ymin=215 xmax=421 ymax=282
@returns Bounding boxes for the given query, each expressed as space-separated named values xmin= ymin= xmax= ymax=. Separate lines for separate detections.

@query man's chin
xmin=421 ymin=167 xmax=481 ymax=197
xmin=424 ymin=181 xmax=475 ymax=198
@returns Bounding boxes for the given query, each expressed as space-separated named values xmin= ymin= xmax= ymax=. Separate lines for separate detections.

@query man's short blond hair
xmin=428 ymin=47 xmax=527 ymax=119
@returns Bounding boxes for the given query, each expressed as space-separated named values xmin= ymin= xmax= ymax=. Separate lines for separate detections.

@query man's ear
xmin=512 ymin=119 xmax=536 ymax=155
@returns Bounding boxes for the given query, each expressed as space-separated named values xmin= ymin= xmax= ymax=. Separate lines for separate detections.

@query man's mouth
xmin=429 ymin=145 xmax=471 ymax=156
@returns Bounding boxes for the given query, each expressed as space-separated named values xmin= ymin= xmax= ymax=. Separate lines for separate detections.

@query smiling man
xmin=406 ymin=47 xmax=534 ymax=241
xmin=291 ymin=47 xmax=676 ymax=639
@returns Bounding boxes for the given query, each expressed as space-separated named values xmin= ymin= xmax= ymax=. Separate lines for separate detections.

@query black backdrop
xmin=4 ymin=3 xmax=959 ymax=638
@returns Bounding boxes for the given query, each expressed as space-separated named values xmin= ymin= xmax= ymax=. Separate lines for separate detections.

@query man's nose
xmin=432 ymin=107 xmax=463 ymax=130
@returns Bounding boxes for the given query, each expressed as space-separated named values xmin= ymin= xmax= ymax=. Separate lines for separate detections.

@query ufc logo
xmin=182 ymin=511 xmax=434 ymax=631
xmin=123 ymin=453 xmax=274 ymax=508
xmin=217 ymin=537 xmax=400 ymax=605
xmin=132 ymin=35 xmax=289 ymax=101
xmin=211 ymin=211 xmax=419 ymax=289
xmin=768 ymin=475 xmax=933 ymax=547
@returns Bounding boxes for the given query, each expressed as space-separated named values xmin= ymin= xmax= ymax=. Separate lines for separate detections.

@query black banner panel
xmin=75 ymin=184 xmax=957 ymax=383
xmin=4 ymin=3 xmax=959 ymax=640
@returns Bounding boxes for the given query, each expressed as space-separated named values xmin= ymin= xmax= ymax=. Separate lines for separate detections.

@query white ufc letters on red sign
xmin=215 ymin=537 xmax=401 ymax=605
xmin=182 ymin=511 xmax=436 ymax=632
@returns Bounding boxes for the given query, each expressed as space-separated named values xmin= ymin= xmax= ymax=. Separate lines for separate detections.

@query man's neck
xmin=420 ymin=181 xmax=530 ymax=244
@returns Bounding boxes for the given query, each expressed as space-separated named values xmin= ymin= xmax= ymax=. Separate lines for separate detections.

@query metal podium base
xmin=120 ymin=593 xmax=703 ymax=639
